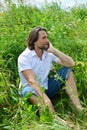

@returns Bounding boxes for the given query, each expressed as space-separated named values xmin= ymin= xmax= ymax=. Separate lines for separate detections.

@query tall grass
xmin=0 ymin=1 xmax=87 ymax=130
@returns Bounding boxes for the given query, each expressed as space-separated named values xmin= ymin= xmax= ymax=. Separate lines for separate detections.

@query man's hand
xmin=43 ymin=93 xmax=55 ymax=114
xmin=47 ymin=42 xmax=54 ymax=53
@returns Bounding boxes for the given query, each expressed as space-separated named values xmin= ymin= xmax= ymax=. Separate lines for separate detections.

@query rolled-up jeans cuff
xmin=18 ymin=85 xmax=37 ymax=97
xmin=65 ymin=68 xmax=72 ymax=80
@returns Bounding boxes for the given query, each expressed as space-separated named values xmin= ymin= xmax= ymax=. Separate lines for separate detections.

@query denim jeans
xmin=20 ymin=67 xmax=72 ymax=99
xmin=45 ymin=67 xmax=72 ymax=99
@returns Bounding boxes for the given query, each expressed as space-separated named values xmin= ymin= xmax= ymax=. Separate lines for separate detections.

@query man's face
xmin=35 ymin=30 xmax=49 ymax=50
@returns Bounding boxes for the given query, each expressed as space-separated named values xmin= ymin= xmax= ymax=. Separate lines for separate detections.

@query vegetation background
xmin=0 ymin=0 xmax=87 ymax=129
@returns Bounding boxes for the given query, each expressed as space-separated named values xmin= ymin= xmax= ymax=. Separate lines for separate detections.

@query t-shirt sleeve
xmin=49 ymin=53 xmax=60 ymax=63
xmin=18 ymin=55 xmax=32 ymax=72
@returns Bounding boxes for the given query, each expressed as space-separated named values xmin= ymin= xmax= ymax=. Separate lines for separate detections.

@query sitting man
xmin=18 ymin=26 xmax=83 ymax=114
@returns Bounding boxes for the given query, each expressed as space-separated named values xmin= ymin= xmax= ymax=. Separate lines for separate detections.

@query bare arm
xmin=22 ymin=69 xmax=44 ymax=97
xmin=47 ymin=42 xmax=75 ymax=67
xmin=22 ymin=69 xmax=55 ymax=113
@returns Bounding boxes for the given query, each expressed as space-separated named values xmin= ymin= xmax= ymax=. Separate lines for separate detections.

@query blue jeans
xmin=20 ymin=67 xmax=72 ymax=99
xmin=45 ymin=67 xmax=72 ymax=99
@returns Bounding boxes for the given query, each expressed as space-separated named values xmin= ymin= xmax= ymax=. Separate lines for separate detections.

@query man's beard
xmin=38 ymin=44 xmax=49 ymax=50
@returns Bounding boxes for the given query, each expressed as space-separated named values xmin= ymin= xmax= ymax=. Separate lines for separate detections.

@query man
xmin=18 ymin=26 xmax=83 ymax=114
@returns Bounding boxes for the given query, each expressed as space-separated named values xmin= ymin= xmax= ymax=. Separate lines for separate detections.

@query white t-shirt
xmin=18 ymin=48 xmax=59 ymax=90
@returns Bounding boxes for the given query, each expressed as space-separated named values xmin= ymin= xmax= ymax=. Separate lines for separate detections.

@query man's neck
xmin=35 ymin=48 xmax=43 ymax=60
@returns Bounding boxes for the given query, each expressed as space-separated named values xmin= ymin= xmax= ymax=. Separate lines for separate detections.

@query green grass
xmin=0 ymin=1 xmax=87 ymax=130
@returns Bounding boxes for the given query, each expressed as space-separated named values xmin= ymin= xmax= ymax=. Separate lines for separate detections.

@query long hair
xmin=27 ymin=26 xmax=47 ymax=50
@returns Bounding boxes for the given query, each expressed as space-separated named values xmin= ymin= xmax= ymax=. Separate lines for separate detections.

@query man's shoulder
xmin=23 ymin=47 xmax=31 ymax=54
xmin=18 ymin=48 xmax=31 ymax=61
xmin=20 ymin=48 xmax=31 ymax=56
xmin=48 ymin=52 xmax=55 ymax=57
